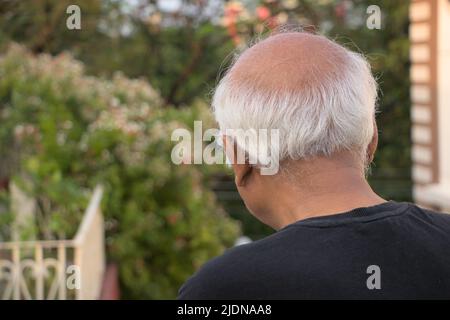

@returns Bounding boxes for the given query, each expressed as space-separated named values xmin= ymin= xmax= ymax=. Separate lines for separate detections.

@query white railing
xmin=0 ymin=185 xmax=105 ymax=300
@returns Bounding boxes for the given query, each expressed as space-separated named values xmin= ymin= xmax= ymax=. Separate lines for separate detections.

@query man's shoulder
xmin=407 ymin=203 xmax=450 ymax=227
xmin=385 ymin=203 xmax=450 ymax=249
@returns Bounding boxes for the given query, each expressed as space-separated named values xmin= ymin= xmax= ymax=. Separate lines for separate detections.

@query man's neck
xmin=263 ymin=158 xmax=386 ymax=230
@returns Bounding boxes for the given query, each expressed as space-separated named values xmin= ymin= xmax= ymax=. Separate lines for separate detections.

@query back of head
xmin=212 ymin=31 xmax=378 ymax=171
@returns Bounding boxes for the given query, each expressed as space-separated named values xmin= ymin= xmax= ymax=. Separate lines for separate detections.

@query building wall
xmin=410 ymin=0 xmax=450 ymax=211
xmin=437 ymin=0 xmax=450 ymax=187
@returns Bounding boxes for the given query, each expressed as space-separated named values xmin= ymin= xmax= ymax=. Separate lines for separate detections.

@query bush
xmin=0 ymin=44 xmax=240 ymax=299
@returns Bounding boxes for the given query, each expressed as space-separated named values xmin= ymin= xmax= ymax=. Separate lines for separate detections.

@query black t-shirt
xmin=178 ymin=201 xmax=450 ymax=299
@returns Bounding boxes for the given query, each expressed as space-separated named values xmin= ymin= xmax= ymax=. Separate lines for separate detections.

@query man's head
xmin=212 ymin=32 xmax=379 ymax=227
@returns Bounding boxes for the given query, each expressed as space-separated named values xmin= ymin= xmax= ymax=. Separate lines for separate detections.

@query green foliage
xmin=0 ymin=0 xmax=411 ymax=274
xmin=0 ymin=189 xmax=13 ymax=242
xmin=0 ymin=0 xmax=235 ymax=107
xmin=0 ymin=44 xmax=240 ymax=298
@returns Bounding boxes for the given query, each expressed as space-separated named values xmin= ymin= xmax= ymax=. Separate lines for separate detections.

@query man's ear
xmin=223 ymin=136 xmax=253 ymax=187
xmin=366 ymin=119 xmax=379 ymax=164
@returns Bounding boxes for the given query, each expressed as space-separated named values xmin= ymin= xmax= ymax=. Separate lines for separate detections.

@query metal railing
xmin=0 ymin=185 xmax=105 ymax=300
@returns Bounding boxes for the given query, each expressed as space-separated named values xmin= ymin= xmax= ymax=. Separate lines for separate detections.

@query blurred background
xmin=0 ymin=0 xmax=448 ymax=299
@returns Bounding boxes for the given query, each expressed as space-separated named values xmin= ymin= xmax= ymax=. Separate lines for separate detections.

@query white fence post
xmin=0 ymin=185 xmax=105 ymax=300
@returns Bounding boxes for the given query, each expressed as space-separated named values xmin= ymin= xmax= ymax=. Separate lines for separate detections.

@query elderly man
xmin=178 ymin=32 xmax=450 ymax=299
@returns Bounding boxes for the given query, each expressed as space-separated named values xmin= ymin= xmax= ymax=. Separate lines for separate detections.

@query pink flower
xmin=256 ymin=6 xmax=271 ymax=21
xmin=224 ymin=2 xmax=244 ymax=18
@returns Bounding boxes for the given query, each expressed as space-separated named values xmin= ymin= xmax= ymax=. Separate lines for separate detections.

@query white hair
xmin=212 ymin=32 xmax=378 ymax=172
